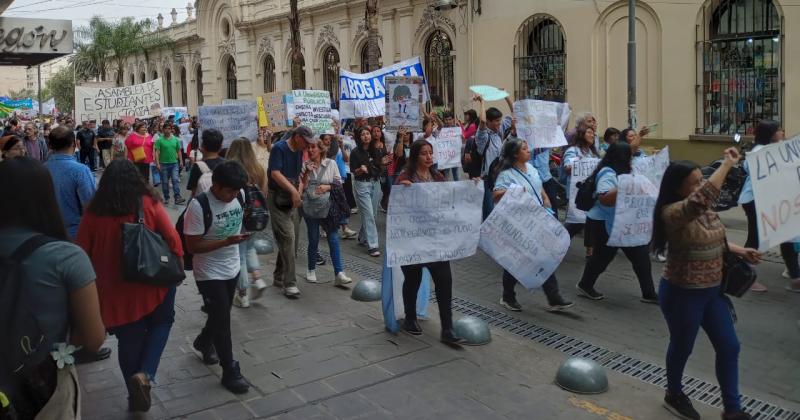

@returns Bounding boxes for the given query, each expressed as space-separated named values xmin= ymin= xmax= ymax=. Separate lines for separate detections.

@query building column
xmin=338 ymin=21 xmax=351 ymax=72
xmin=274 ymin=33 xmax=286 ymax=91
xmin=397 ymin=7 xmax=414 ymax=61
xmin=234 ymin=29 xmax=255 ymax=99
xmin=302 ymin=27 xmax=315 ymax=89
xmin=380 ymin=9 xmax=396 ymax=64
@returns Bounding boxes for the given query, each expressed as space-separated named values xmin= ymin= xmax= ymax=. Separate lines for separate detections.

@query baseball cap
xmin=293 ymin=126 xmax=317 ymax=144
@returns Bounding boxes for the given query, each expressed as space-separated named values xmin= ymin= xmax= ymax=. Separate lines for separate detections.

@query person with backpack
xmin=575 ymin=143 xmax=659 ymax=303
xmin=562 ymin=126 xmax=602 ymax=257
xmin=226 ymin=138 xmax=269 ymax=308
xmin=473 ymin=94 xmax=514 ymax=220
xmin=184 ymin=160 xmax=252 ymax=394
xmin=461 ymin=109 xmax=482 ymax=179
xmin=75 ymin=160 xmax=183 ymax=413
xmin=492 ymin=139 xmax=573 ymax=312
xmin=186 ymin=129 xmax=225 ymax=197
xmin=0 ymin=157 xmax=106 ymax=419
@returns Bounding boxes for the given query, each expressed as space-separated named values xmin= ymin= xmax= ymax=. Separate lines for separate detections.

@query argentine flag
xmin=381 ymin=253 xmax=431 ymax=333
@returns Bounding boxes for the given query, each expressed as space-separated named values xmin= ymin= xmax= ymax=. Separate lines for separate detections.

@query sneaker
xmin=576 ymin=283 xmax=605 ymax=300
xmin=663 ymin=392 xmax=700 ymax=420
xmin=316 ymin=253 xmax=326 ymax=266
xmin=441 ymin=329 xmax=465 ymax=345
xmin=335 ymin=272 xmax=353 ymax=286
xmin=221 ymin=361 xmax=250 ymax=394
xmin=402 ymin=319 xmax=423 ymax=336
xmin=750 ymin=281 xmax=767 ymax=292
xmin=174 ymin=197 xmax=186 ymax=205
xmin=193 ymin=335 xmax=219 ymax=365
xmin=722 ymin=411 xmax=752 ymax=420
xmin=368 ymin=248 xmax=381 ymax=257
xmin=320 ymin=229 xmax=327 ymax=238
xmin=500 ymin=299 xmax=522 ymax=312
xmin=785 ymin=279 xmax=800 ymax=293
xmin=127 ymin=373 xmax=151 ymax=412
xmin=655 ymin=251 xmax=667 ymax=263
xmin=341 ymin=227 xmax=358 ymax=239
xmin=546 ymin=296 xmax=574 ymax=312
xmin=306 ymin=270 xmax=318 ymax=283
xmin=251 ymin=278 xmax=267 ymax=299
xmin=233 ymin=292 xmax=250 ymax=308
xmin=783 ymin=269 xmax=790 ymax=279
xmin=351 ymin=207 xmax=358 ymax=214
xmin=284 ymin=286 xmax=301 ymax=297
xmin=641 ymin=294 xmax=660 ymax=304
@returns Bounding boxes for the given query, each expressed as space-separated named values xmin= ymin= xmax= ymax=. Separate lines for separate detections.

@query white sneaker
xmin=320 ymin=229 xmax=327 ymax=238
xmin=251 ymin=279 xmax=267 ymax=299
xmin=284 ymin=286 xmax=301 ymax=296
xmin=306 ymin=270 xmax=318 ymax=283
xmin=783 ymin=269 xmax=790 ymax=279
xmin=233 ymin=292 xmax=250 ymax=308
xmin=341 ymin=227 xmax=357 ymax=239
xmin=335 ymin=272 xmax=353 ymax=286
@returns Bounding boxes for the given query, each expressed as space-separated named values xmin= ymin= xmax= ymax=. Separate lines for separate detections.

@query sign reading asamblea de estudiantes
xmin=75 ymin=79 xmax=164 ymax=122
xmin=0 ymin=17 xmax=72 ymax=56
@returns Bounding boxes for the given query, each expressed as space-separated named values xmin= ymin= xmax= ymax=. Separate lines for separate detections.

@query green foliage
xmin=6 ymin=88 xmax=35 ymax=100
xmin=44 ymin=65 xmax=75 ymax=114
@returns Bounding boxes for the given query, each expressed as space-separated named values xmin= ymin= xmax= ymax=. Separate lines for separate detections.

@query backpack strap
xmin=11 ymin=234 xmax=58 ymax=262
xmin=196 ymin=192 xmax=213 ymax=235
xmin=196 ymin=161 xmax=210 ymax=174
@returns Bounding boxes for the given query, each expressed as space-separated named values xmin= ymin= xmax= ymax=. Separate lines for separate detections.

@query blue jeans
xmin=237 ymin=237 xmax=261 ymax=290
xmin=109 ymin=286 xmax=176 ymax=382
xmin=305 ymin=216 xmax=343 ymax=274
xmin=150 ymin=163 xmax=162 ymax=186
xmin=354 ymin=179 xmax=381 ymax=249
xmin=482 ymin=177 xmax=494 ymax=221
xmin=448 ymin=167 xmax=460 ymax=181
xmin=159 ymin=163 xmax=182 ymax=200
xmin=658 ymin=279 xmax=741 ymax=411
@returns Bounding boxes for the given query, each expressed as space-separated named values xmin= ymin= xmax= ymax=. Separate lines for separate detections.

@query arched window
xmin=226 ymin=57 xmax=237 ymax=99
xmin=291 ymin=53 xmax=306 ymax=90
xmin=165 ymin=68 xmax=173 ymax=106
xmin=360 ymin=44 xmax=382 ymax=73
xmin=323 ymin=47 xmax=340 ymax=103
xmin=699 ymin=0 xmax=781 ymax=134
xmin=140 ymin=72 xmax=146 ymax=84
xmin=196 ymin=66 xmax=204 ymax=106
xmin=263 ymin=55 xmax=276 ymax=93
xmin=514 ymin=15 xmax=566 ymax=102
xmin=424 ymin=30 xmax=454 ymax=110
xmin=180 ymin=68 xmax=188 ymax=106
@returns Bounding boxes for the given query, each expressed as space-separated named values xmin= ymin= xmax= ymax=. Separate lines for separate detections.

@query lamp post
xmin=627 ymin=0 xmax=637 ymax=129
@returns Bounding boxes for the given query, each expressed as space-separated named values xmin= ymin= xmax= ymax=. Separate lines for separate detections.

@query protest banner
xmin=288 ymin=90 xmax=333 ymax=135
xmin=566 ymin=158 xmax=601 ymax=224
xmin=75 ymin=79 xmax=163 ymax=122
xmin=222 ymin=99 xmax=251 ymax=105
xmin=256 ymin=96 xmax=270 ymax=127
xmin=384 ymin=76 xmax=423 ymax=131
xmin=1 ymin=98 xmax=33 ymax=108
xmin=263 ymin=92 xmax=290 ymax=130
xmin=339 ymin=57 xmax=429 ymax=119
xmin=513 ymin=99 xmax=568 ymax=149
xmin=161 ymin=106 xmax=187 ymax=119
xmin=632 ymin=146 xmax=670 ymax=187
xmin=479 ymin=186 xmax=570 ymax=289
xmin=386 ymin=181 xmax=483 ymax=267
xmin=198 ymin=101 xmax=258 ymax=148
xmin=432 ymin=127 xmax=462 ymax=170
xmin=607 ymin=174 xmax=658 ymax=247
xmin=747 ymin=136 xmax=800 ymax=251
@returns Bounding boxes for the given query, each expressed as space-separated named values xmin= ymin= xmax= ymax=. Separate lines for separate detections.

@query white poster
xmin=566 ymin=158 xmax=601 ymax=224
xmin=386 ymin=181 xmax=484 ymax=267
xmin=633 ymin=146 xmax=670 ymax=188
xmin=747 ymin=136 xmax=800 ymax=251
xmin=479 ymin=186 xmax=570 ymax=289
xmin=161 ymin=106 xmax=188 ymax=119
xmin=338 ymin=57 xmax=429 ymax=119
xmin=385 ymin=76 xmax=423 ymax=131
xmin=383 ymin=130 xmax=397 ymax=154
xmin=513 ymin=99 xmax=568 ymax=149
xmin=288 ymin=90 xmax=333 ymax=135
xmin=433 ymin=127 xmax=462 ymax=170
xmin=607 ymin=174 xmax=658 ymax=247
xmin=198 ymin=102 xmax=258 ymax=148
xmin=75 ymin=79 xmax=163 ymax=122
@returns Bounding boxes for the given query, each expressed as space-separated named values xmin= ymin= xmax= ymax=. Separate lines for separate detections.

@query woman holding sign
xmin=575 ymin=143 xmax=659 ymax=303
xmin=562 ymin=126 xmax=601 ymax=243
xmin=350 ymin=127 xmax=387 ymax=257
xmin=395 ymin=139 xmax=464 ymax=345
xmin=493 ymin=139 xmax=573 ymax=312
xmin=652 ymin=149 xmax=760 ymax=420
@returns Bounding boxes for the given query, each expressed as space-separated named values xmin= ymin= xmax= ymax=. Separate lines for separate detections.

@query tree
xmin=365 ymin=0 xmax=380 ymax=72
xmin=288 ymin=0 xmax=303 ymax=89
xmin=6 ymin=88 xmax=35 ymax=100
xmin=44 ymin=65 xmax=75 ymax=114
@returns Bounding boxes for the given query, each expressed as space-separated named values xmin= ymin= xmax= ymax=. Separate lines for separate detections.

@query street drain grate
xmin=299 ymin=243 xmax=798 ymax=419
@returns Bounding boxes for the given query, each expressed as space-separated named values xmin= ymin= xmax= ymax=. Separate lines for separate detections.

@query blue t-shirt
xmin=494 ymin=163 xmax=546 ymax=207
xmin=267 ymin=139 xmax=303 ymax=191
xmin=45 ymin=153 xmax=97 ymax=239
xmin=586 ymin=167 xmax=618 ymax=234
xmin=737 ymin=144 xmax=764 ymax=204
xmin=530 ymin=148 xmax=552 ymax=183
xmin=335 ymin=149 xmax=347 ymax=179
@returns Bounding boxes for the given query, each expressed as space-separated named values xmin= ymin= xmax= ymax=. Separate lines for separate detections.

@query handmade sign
xmin=566 ymin=158 xmax=601 ymax=224
xmin=339 ymin=57 xmax=428 ymax=119
xmin=384 ymin=76 xmax=423 ymax=131
xmin=607 ymin=174 xmax=658 ymax=247
xmin=386 ymin=181 xmax=483 ymax=267
xmin=75 ymin=79 xmax=163 ymax=122
xmin=469 ymin=85 xmax=508 ymax=102
xmin=513 ymin=99 xmax=568 ymax=149
xmin=288 ymin=90 xmax=333 ymax=135
xmin=161 ymin=106 xmax=187 ymax=120
xmin=633 ymin=146 xmax=670 ymax=187
xmin=433 ymin=127 xmax=462 ymax=170
xmin=198 ymin=102 xmax=258 ymax=147
xmin=479 ymin=186 xmax=570 ymax=289
xmin=746 ymin=136 xmax=800 ymax=251
xmin=262 ymin=92 xmax=290 ymax=130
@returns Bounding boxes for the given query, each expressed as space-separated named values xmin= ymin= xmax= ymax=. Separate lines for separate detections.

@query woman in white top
xmin=301 ymin=139 xmax=353 ymax=286
xmin=561 ymin=126 xmax=601 ymax=257
xmin=251 ymin=127 xmax=271 ymax=171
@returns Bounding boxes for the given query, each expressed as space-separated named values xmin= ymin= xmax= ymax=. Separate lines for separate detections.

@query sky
xmin=3 ymin=0 xmax=193 ymax=25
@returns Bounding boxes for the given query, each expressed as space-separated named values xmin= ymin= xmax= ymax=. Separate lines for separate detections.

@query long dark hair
xmin=0 ymin=157 xmax=68 ymax=240
xmin=88 ymin=160 xmax=161 ymax=217
xmin=464 ymin=110 xmax=478 ymax=128
xmin=575 ymin=126 xmax=599 ymax=157
xmin=354 ymin=127 xmax=374 ymax=152
xmin=754 ymin=119 xmax=780 ymax=146
xmin=324 ymin=134 xmax=339 ymax=159
xmin=652 ymin=161 xmax=701 ymax=253
xmin=589 ymin=142 xmax=633 ymax=181
xmin=496 ymin=138 xmax=526 ymax=176
xmin=403 ymin=139 xmax=436 ymax=178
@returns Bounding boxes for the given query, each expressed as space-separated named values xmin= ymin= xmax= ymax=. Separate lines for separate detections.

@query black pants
xmin=401 ymin=261 xmax=454 ymax=331
xmin=542 ymin=178 xmax=560 ymax=219
xmin=743 ymin=201 xmax=800 ymax=278
xmin=344 ymin=173 xmax=357 ymax=209
xmin=196 ymin=276 xmax=238 ymax=367
xmin=578 ymin=218 xmax=656 ymax=297
xmin=80 ymin=147 xmax=96 ymax=171
xmin=502 ymin=270 xmax=561 ymax=304
xmin=135 ymin=162 xmax=150 ymax=182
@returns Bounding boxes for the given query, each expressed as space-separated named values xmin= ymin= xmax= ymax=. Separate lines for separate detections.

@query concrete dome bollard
xmin=452 ymin=316 xmax=491 ymax=345
xmin=350 ymin=279 xmax=381 ymax=302
xmin=555 ymin=357 xmax=609 ymax=394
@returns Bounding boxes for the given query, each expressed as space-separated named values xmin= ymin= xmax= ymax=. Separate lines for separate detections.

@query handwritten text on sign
xmin=513 ymin=100 xmax=568 ymax=149
xmin=288 ymin=90 xmax=333 ymax=135
xmin=607 ymin=175 xmax=658 ymax=247
xmin=198 ymin=102 xmax=258 ymax=148
xmin=338 ymin=57 xmax=428 ymax=119
xmin=633 ymin=147 xmax=670 ymax=187
xmin=433 ymin=127 xmax=462 ymax=170
xmin=386 ymin=181 xmax=483 ymax=267
xmin=566 ymin=158 xmax=601 ymax=224
xmin=480 ymin=186 xmax=570 ymax=289
xmin=75 ymin=79 xmax=163 ymax=122
xmin=746 ymin=136 xmax=800 ymax=251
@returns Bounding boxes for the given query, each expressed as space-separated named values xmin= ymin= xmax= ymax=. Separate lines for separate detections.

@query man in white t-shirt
xmin=184 ymin=160 xmax=251 ymax=395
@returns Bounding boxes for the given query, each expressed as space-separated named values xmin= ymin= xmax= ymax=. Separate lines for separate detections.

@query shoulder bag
xmin=720 ymin=237 xmax=757 ymax=298
xmin=122 ymin=197 xmax=186 ymax=287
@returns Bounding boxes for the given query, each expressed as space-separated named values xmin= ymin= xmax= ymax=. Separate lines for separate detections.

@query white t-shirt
xmin=184 ymin=192 xmax=243 ymax=281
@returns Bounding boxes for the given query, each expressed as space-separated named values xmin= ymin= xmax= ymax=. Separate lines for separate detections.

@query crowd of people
xmin=0 ymin=89 xmax=797 ymax=420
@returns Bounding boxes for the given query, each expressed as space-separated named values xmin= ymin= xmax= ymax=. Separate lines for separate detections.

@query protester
xmin=562 ymin=126 xmax=602 ymax=240
xmin=187 ymin=129 xmax=225 ymax=197
xmin=226 ymin=138 xmax=269 ymax=308
xmin=126 ymin=122 xmax=153 ymax=182
xmin=77 ymin=120 xmax=98 ymax=171
xmin=652 ymin=150 xmax=760 ymax=420
xmin=23 ymin=122 xmax=48 ymax=162
xmin=601 ymin=127 xmax=621 ymax=155
xmin=113 ymin=123 xmax=129 ymax=160
xmin=576 ymin=142 xmax=659 ymax=303
xmin=493 ymin=139 xmax=573 ymax=312
xmin=473 ymin=94 xmax=513 ymax=219
xmin=461 ymin=110 xmax=483 ymax=180
xmin=0 ymin=157 xmax=105 ymax=420
xmin=566 ymin=112 xmax=598 ymax=146
xmin=393 ymin=139 xmax=464 ymax=344
xmin=148 ymin=122 xmax=162 ymax=186
xmin=76 ymin=160 xmax=182 ymax=413
xmin=350 ymin=126 xmax=385 ymax=257
xmin=389 ymin=126 xmax=412 ymax=187
xmin=97 ymin=119 xmax=115 ymax=169
xmin=370 ymin=125 xmax=392 ymax=212
xmin=154 ymin=122 xmax=186 ymax=205
xmin=268 ymin=126 xmax=315 ymax=297
xmin=252 ymin=127 xmax=272 ymax=170
xmin=326 ymin=124 xmax=358 ymax=239
xmin=1 ymin=135 xmax=25 ymax=159
xmin=184 ymin=160 xmax=252 ymax=394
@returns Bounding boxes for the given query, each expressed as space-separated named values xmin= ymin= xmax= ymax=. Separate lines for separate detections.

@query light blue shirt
xmin=586 ymin=167 xmax=618 ymax=234
xmin=335 ymin=149 xmax=347 ymax=179
xmin=737 ymin=144 xmax=764 ymax=204
xmin=494 ymin=163 xmax=546 ymax=207
xmin=44 ymin=153 xmax=97 ymax=239
xmin=475 ymin=116 xmax=513 ymax=176
xmin=530 ymin=148 xmax=552 ymax=183
xmin=561 ymin=146 xmax=599 ymax=197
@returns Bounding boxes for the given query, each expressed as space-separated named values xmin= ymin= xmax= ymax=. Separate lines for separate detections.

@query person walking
xmin=154 ymin=123 xmax=186 ymax=205
xmin=575 ymin=142 xmax=659 ymax=303
xmin=186 ymin=129 xmax=225 ymax=197
xmin=350 ymin=126 xmax=386 ymax=257
xmin=96 ymin=119 xmax=115 ymax=169
xmin=22 ymin=122 xmax=48 ymax=162
xmin=562 ymin=126 xmax=602 ymax=248
xmin=113 ymin=123 xmax=129 ymax=161
xmin=395 ymin=139 xmax=464 ymax=344
xmin=325 ymin=126 xmax=358 ymax=240
xmin=75 ymin=160 xmax=183 ymax=413
xmin=126 ymin=122 xmax=153 ymax=182
xmin=370 ymin=125 xmax=393 ymax=212
xmin=473 ymin=94 xmax=513 ymax=220
xmin=1 ymin=135 xmax=26 ymax=160
xmin=76 ymin=121 xmax=98 ymax=171
xmin=652 ymin=150 xmax=760 ymax=420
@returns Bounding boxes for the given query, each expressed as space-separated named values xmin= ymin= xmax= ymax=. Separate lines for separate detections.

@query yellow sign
xmin=256 ymin=96 xmax=270 ymax=128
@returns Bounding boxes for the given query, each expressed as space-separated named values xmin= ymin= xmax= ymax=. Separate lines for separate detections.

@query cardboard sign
xmin=433 ymin=127 xmax=462 ymax=170
xmin=75 ymin=79 xmax=163 ymax=122
xmin=632 ymin=147 xmax=670 ymax=188
xmin=263 ymin=92 xmax=290 ymax=130
xmin=513 ymin=100 xmax=568 ymax=149
xmin=256 ymin=96 xmax=270 ymax=127
xmin=607 ymin=174 xmax=658 ymax=247
xmin=198 ymin=102 xmax=258 ymax=148
xmin=384 ymin=76 xmax=423 ymax=131
xmin=566 ymin=158 xmax=601 ymax=224
xmin=161 ymin=106 xmax=187 ymax=120
xmin=288 ymin=90 xmax=333 ymax=135
xmin=338 ymin=57 xmax=429 ymax=119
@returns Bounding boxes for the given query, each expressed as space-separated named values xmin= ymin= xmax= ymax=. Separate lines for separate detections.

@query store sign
xmin=0 ymin=18 xmax=73 ymax=55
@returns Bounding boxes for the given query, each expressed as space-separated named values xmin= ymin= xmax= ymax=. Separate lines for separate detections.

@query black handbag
xmin=720 ymin=238 xmax=757 ymax=298
xmin=574 ymin=175 xmax=597 ymax=211
xmin=122 ymin=198 xmax=186 ymax=287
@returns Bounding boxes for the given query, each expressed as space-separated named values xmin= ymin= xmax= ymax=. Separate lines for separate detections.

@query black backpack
xmin=242 ymin=184 xmax=269 ymax=232
xmin=575 ymin=174 xmax=598 ymax=211
xmin=175 ymin=193 xmax=213 ymax=271
xmin=461 ymin=137 xmax=483 ymax=178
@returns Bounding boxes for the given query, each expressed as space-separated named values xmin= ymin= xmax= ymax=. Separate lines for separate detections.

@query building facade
xmin=27 ymin=55 xmax=72 ymax=91
xmin=112 ymin=0 xmax=798 ymax=140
